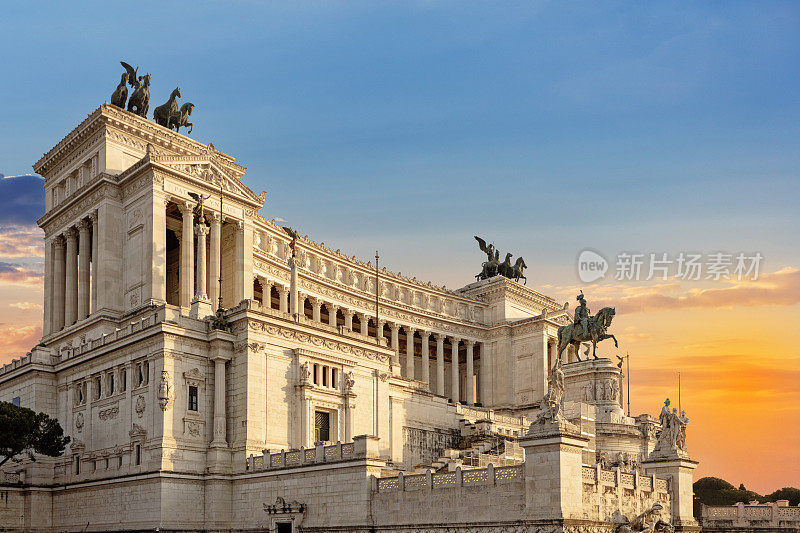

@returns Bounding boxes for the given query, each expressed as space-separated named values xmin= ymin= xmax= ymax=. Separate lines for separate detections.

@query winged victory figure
xmin=121 ymin=61 xmax=151 ymax=118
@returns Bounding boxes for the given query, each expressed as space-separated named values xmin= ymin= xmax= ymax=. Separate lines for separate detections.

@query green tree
xmin=0 ymin=401 xmax=70 ymax=468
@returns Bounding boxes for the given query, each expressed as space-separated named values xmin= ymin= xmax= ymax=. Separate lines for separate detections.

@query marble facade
xmin=0 ymin=105 xmax=697 ymax=532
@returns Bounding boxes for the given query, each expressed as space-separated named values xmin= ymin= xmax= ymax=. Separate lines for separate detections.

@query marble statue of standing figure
xmin=659 ymin=398 xmax=672 ymax=434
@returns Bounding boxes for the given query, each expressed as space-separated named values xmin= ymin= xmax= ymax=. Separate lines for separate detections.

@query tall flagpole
xmin=678 ymin=371 xmax=681 ymax=413
xmin=375 ymin=251 xmax=380 ymax=345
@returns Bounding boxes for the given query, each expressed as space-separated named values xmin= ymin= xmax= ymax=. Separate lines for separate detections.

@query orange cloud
xmin=0 ymin=225 xmax=44 ymax=258
xmin=0 ymin=262 xmax=43 ymax=285
xmin=0 ymin=323 xmax=41 ymax=364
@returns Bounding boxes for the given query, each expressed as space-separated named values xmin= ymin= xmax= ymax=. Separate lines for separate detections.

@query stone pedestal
xmin=519 ymin=419 xmax=589 ymax=520
xmin=643 ymin=456 xmax=700 ymax=529
xmin=190 ymin=297 xmax=212 ymax=319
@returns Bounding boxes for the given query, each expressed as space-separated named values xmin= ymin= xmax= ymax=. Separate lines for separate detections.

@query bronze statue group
xmin=110 ymin=61 xmax=194 ymax=134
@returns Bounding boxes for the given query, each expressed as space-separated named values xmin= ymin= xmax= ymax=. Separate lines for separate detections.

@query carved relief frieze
xmin=99 ymin=406 xmax=119 ymax=420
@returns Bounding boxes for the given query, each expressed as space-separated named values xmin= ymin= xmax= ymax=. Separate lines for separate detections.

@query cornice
xmin=35 ymin=104 xmax=244 ymax=179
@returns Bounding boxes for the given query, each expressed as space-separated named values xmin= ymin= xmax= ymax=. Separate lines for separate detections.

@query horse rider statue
xmin=574 ymin=291 xmax=590 ymax=337
xmin=556 ymin=291 xmax=618 ymax=361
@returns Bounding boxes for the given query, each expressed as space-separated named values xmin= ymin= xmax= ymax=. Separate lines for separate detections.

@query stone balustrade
xmin=701 ymin=501 xmax=800 ymax=528
xmin=246 ymin=435 xmax=378 ymax=472
xmin=1 ymin=307 xmax=166 ymax=377
xmin=375 ymin=464 xmax=523 ymax=493
xmin=580 ymin=464 xmax=669 ymax=493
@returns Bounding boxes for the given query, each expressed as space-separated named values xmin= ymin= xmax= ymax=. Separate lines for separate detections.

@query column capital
xmin=65 ymin=226 xmax=78 ymax=240
xmin=465 ymin=339 xmax=476 ymax=348
xmin=405 ymin=325 xmax=417 ymax=335
xmin=78 ymin=218 xmax=91 ymax=231
xmin=419 ymin=329 xmax=430 ymax=339
xmin=209 ymin=211 xmax=221 ymax=222
xmin=389 ymin=321 xmax=401 ymax=332
xmin=433 ymin=332 xmax=445 ymax=342
xmin=53 ymin=235 xmax=66 ymax=249
xmin=327 ymin=302 xmax=339 ymax=311
xmin=343 ymin=308 xmax=354 ymax=317
xmin=178 ymin=200 xmax=194 ymax=214
xmin=451 ymin=336 xmax=461 ymax=344
xmin=309 ymin=296 xmax=321 ymax=306
xmin=277 ymin=284 xmax=288 ymax=294
xmin=194 ymin=223 xmax=210 ymax=237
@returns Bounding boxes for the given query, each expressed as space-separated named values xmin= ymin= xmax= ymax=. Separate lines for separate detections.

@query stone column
xmin=478 ymin=342 xmax=487 ymax=406
xmin=64 ymin=227 xmax=78 ymax=326
xmin=211 ymin=357 xmax=228 ymax=447
xmin=289 ymin=256 xmax=298 ymax=317
xmin=209 ymin=213 xmax=221 ymax=311
xmin=390 ymin=323 xmax=401 ymax=373
xmin=359 ymin=313 xmax=369 ymax=336
xmin=420 ymin=331 xmax=430 ymax=387
xmin=405 ymin=327 xmax=416 ymax=379
xmin=465 ymin=340 xmax=475 ymax=405
xmin=344 ymin=309 xmax=354 ymax=331
xmin=179 ymin=202 xmax=194 ymax=308
xmin=278 ymin=285 xmax=289 ymax=313
xmin=328 ymin=304 xmax=338 ymax=326
xmin=450 ymin=337 xmax=460 ymax=403
xmin=311 ymin=298 xmax=322 ymax=322
xmin=435 ymin=334 xmax=445 ymax=396
xmin=77 ymin=219 xmax=91 ymax=320
xmin=234 ymin=220 xmax=246 ymax=304
xmin=52 ymin=237 xmax=66 ymax=332
xmin=90 ymin=211 xmax=98 ymax=314
xmin=194 ymin=219 xmax=209 ymax=301
xmin=43 ymin=238 xmax=53 ymax=336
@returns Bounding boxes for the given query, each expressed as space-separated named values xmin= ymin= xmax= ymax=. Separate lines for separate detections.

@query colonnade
xmin=46 ymin=213 xmax=98 ymax=334
xmin=254 ymin=277 xmax=487 ymax=406
xmin=171 ymin=200 xmax=248 ymax=311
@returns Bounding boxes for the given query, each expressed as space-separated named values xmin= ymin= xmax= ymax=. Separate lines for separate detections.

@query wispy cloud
xmin=0 ymin=262 xmax=44 ymax=285
xmin=0 ymin=225 xmax=44 ymax=258
xmin=0 ymin=324 xmax=41 ymax=364
xmin=542 ymin=268 xmax=800 ymax=315
xmin=9 ymin=302 xmax=42 ymax=310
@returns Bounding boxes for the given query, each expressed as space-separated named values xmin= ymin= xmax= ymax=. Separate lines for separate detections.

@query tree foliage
xmin=694 ymin=477 xmax=800 ymax=507
xmin=0 ymin=401 xmax=70 ymax=468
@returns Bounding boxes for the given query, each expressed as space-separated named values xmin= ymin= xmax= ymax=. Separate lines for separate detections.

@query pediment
xmin=154 ymin=155 xmax=265 ymax=206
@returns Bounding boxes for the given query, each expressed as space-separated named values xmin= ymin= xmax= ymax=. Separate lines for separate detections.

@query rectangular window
xmin=104 ymin=458 xmax=109 ymax=470
xmin=74 ymin=455 xmax=80 ymax=475
xmin=331 ymin=369 xmax=338 ymax=389
xmin=137 ymin=364 xmax=144 ymax=386
xmin=134 ymin=444 xmax=141 ymax=465
xmin=143 ymin=361 xmax=149 ymax=384
xmin=188 ymin=386 xmax=198 ymax=411
xmin=277 ymin=523 xmax=293 ymax=533
xmin=313 ymin=364 xmax=319 ymax=385
xmin=120 ymin=369 xmax=127 ymax=392
xmin=118 ymin=456 xmax=123 ymax=468
xmin=314 ymin=410 xmax=330 ymax=443
xmin=11 ymin=396 xmax=20 ymax=407
xmin=107 ymin=374 xmax=114 ymax=396
xmin=94 ymin=377 xmax=102 ymax=399
xmin=322 ymin=366 xmax=328 ymax=387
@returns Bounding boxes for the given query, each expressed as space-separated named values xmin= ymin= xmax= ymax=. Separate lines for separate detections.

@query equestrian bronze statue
xmin=121 ymin=61 xmax=151 ymax=118
xmin=110 ymin=71 xmax=128 ymax=108
xmin=556 ymin=293 xmax=618 ymax=361
xmin=154 ymin=87 xmax=181 ymax=128
xmin=474 ymin=236 xmax=528 ymax=284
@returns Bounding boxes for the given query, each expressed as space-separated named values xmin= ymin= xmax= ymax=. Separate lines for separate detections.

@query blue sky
xmin=1 ymin=2 xmax=800 ymax=490
xmin=1 ymin=1 xmax=798 ymax=288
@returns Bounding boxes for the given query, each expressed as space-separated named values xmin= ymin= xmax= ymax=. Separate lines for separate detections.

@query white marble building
xmin=0 ymin=105 xmax=698 ymax=532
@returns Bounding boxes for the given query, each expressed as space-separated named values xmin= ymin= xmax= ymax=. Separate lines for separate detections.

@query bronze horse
xmin=122 ymin=61 xmax=151 ymax=118
xmin=110 ymin=72 xmax=128 ymax=108
xmin=154 ymin=87 xmax=181 ymax=128
xmin=168 ymin=102 xmax=194 ymax=134
xmin=556 ymin=306 xmax=618 ymax=361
